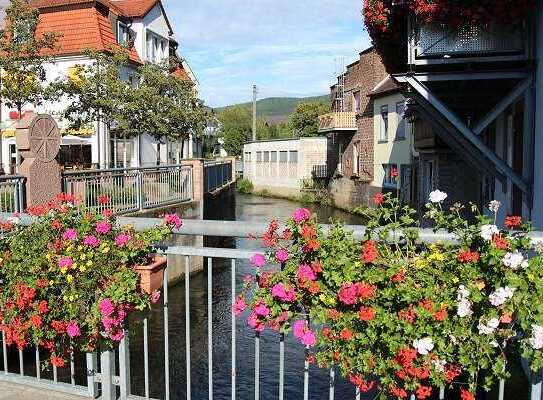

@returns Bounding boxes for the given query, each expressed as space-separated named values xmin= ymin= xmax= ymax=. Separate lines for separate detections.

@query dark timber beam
xmin=394 ymin=71 xmax=530 ymax=82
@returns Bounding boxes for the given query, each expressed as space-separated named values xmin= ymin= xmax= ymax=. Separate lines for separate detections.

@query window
xmin=256 ymin=151 xmax=262 ymax=162
xmin=279 ymin=151 xmax=288 ymax=162
xmin=353 ymin=91 xmax=361 ymax=113
xmin=382 ymin=164 xmax=398 ymax=188
xmin=396 ymin=101 xmax=406 ymax=140
xmin=380 ymin=105 xmax=389 ymax=141
xmin=117 ymin=22 xmax=130 ymax=46
xmin=353 ymin=145 xmax=359 ymax=175
xmin=244 ymin=152 xmax=251 ymax=161
xmin=270 ymin=151 xmax=277 ymax=162
xmin=263 ymin=151 xmax=270 ymax=162
xmin=146 ymin=31 xmax=167 ymax=62
xmin=289 ymin=151 xmax=298 ymax=163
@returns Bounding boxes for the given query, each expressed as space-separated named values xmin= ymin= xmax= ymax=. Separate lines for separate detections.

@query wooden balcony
xmin=408 ymin=19 xmax=529 ymax=66
xmin=318 ymin=112 xmax=357 ymax=133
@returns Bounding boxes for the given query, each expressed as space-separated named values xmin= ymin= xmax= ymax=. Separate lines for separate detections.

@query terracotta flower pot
xmin=134 ymin=255 xmax=167 ymax=294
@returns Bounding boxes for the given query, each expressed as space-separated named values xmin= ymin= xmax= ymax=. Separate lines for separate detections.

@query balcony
xmin=408 ymin=20 xmax=529 ymax=66
xmin=317 ymin=112 xmax=357 ymax=133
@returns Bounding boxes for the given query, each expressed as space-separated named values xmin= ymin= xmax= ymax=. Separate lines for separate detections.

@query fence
xmin=204 ymin=160 xmax=233 ymax=193
xmin=0 ymin=175 xmax=25 ymax=214
xmin=62 ymin=165 xmax=193 ymax=214
xmin=1 ymin=216 xmax=543 ymax=400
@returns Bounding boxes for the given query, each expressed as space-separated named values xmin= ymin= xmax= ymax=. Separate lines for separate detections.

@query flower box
xmin=134 ymin=255 xmax=167 ymax=294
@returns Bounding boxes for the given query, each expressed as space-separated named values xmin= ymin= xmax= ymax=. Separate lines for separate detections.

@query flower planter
xmin=134 ymin=255 xmax=167 ymax=294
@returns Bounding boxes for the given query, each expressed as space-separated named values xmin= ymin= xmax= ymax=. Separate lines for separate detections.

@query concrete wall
xmin=243 ymin=137 xmax=327 ymax=195
xmin=371 ymin=92 xmax=415 ymax=189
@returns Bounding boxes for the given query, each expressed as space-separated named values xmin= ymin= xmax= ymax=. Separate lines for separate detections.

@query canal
xmin=128 ymin=193 xmax=365 ymax=399
xmin=128 ymin=192 xmax=529 ymax=400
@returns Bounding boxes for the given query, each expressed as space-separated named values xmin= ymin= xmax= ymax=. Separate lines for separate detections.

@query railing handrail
xmin=0 ymin=175 xmax=26 ymax=181
xmin=3 ymin=213 xmax=543 ymax=244
xmin=61 ymin=164 xmax=193 ymax=176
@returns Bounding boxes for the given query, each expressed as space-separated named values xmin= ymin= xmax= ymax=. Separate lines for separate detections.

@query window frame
xmin=395 ymin=101 xmax=406 ymax=141
xmin=117 ymin=21 xmax=130 ymax=46
xmin=382 ymin=163 xmax=399 ymax=189
xmin=380 ymin=105 xmax=389 ymax=142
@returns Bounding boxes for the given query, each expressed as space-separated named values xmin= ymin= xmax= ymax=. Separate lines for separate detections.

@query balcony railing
xmin=204 ymin=160 xmax=234 ymax=193
xmin=0 ymin=175 xmax=25 ymax=213
xmin=318 ymin=112 xmax=357 ymax=133
xmin=408 ymin=20 xmax=528 ymax=65
xmin=1 ymin=215 xmax=543 ymax=399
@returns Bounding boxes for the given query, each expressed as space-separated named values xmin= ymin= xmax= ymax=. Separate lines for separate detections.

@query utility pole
xmin=252 ymin=84 xmax=257 ymax=141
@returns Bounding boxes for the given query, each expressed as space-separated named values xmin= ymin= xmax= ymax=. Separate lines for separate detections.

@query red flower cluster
xmin=492 ymin=234 xmax=510 ymax=250
xmin=262 ymin=220 xmax=280 ymax=247
xmin=372 ymin=192 xmax=385 ymax=206
xmin=348 ymin=373 xmax=377 ymax=393
xmin=457 ymin=250 xmax=480 ymax=263
xmin=361 ymin=240 xmax=378 ymax=264
xmin=338 ymin=282 xmax=376 ymax=305
xmin=300 ymin=224 xmax=320 ymax=253
xmin=460 ymin=389 xmax=476 ymax=400
xmin=505 ymin=215 xmax=522 ymax=230
xmin=358 ymin=306 xmax=376 ymax=322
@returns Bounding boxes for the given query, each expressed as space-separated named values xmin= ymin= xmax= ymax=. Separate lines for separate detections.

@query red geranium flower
xmin=358 ymin=306 xmax=376 ymax=321
xmin=361 ymin=240 xmax=378 ymax=264
xmin=457 ymin=250 xmax=480 ymax=263
xmin=373 ymin=192 xmax=385 ymax=206
xmin=460 ymin=389 xmax=475 ymax=400
xmin=505 ymin=215 xmax=522 ymax=230
xmin=339 ymin=328 xmax=354 ymax=341
xmin=98 ymin=195 xmax=111 ymax=205
xmin=415 ymin=385 xmax=432 ymax=399
xmin=492 ymin=234 xmax=510 ymax=250
xmin=391 ymin=269 xmax=406 ymax=283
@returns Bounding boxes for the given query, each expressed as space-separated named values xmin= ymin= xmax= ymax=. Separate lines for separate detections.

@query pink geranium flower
xmin=58 ymin=256 xmax=73 ymax=269
xmin=247 ymin=312 xmax=265 ymax=332
xmin=83 ymin=235 xmax=100 ymax=248
xmin=338 ymin=283 xmax=359 ymax=305
xmin=99 ymin=298 xmax=115 ymax=316
xmin=301 ymin=331 xmax=316 ymax=346
xmin=114 ymin=233 xmax=132 ymax=247
xmin=292 ymin=320 xmax=317 ymax=347
xmin=271 ymin=283 xmax=296 ymax=302
xmin=297 ymin=264 xmax=316 ymax=282
xmin=62 ymin=229 xmax=78 ymax=241
xmin=66 ymin=321 xmax=81 ymax=338
xmin=151 ymin=290 xmax=161 ymax=304
xmin=292 ymin=208 xmax=311 ymax=223
xmin=275 ymin=249 xmax=289 ymax=263
xmin=95 ymin=221 xmax=111 ymax=235
xmin=233 ymin=296 xmax=247 ymax=316
xmin=253 ymin=302 xmax=270 ymax=317
xmin=250 ymin=253 xmax=266 ymax=268
xmin=164 ymin=214 xmax=183 ymax=229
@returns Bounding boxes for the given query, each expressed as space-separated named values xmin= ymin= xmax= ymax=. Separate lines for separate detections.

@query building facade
xmin=318 ymin=48 xmax=415 ymax=209
xmin=243 ymin=137 xmax=328 ymax=196
xmin=0 ymin=0 xmax=199 ymax=174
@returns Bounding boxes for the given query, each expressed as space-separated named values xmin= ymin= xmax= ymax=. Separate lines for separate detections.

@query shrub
xmin=238 ymin=192 xmax=543 ymax=399
xmin=236 ymin=178 xmax=254 ymax=194
xmin=0 ymin=194 xmax=181 ymax=368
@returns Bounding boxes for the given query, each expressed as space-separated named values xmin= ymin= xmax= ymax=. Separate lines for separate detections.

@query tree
xmin=54 ymin=49 xmax=131 ymax=168
xmin=126 ymin=61 xmax=207 ymax=165
xmin=288 ymin=101 xmax=330 ymax=137
xmin=0 ymin=0 xmax=58 ymax=117
xmin=217 ymin=105 xmax=252 ymax=156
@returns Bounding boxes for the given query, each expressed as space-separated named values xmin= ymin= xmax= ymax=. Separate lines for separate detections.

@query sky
xmin=163 ymin=0 xmax=371 ymax=108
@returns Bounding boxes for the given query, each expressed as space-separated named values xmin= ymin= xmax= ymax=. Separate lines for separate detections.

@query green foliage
xmin=236 ymin=178 xmax=254 ymax=194
xmin=0 ymin=196 xmax=179 ymax=367
xmin=0 ymin=0 xmax=59 ymax=114
xmin=238 ymin=193 xmax=543 ymax=398
xmin=288 ymin=101 xmax=330 ymax=137
xmin=217 ymin=105 xmax=252 ymax=156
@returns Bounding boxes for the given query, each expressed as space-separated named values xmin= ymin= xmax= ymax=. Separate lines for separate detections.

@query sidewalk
xmin=0 ymin=381 xmax=86 ymax=400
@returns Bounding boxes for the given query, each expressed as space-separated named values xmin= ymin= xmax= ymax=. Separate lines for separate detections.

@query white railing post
xmin=119 ymin=332 xmax=131 ymax=399
xmin=532 ymin=370 xmax=542 ymax=400
xmin=100 ymin=350 xmax=116 ymax=400
xmin=86 ymin=353 xmax=99 ymax=398
xmin=137 ymin=170 xmax=144 ymax=211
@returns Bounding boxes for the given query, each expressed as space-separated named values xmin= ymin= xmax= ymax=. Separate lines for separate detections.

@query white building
xmin=0 ymin=0 xmax=200 ymax=173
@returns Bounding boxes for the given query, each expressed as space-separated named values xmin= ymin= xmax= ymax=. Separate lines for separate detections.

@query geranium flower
xmin=151 ymin=290 xmax=161 ymax=304
xmin=503 ymin=250 xmax=527 ymax=270
xmin=415 ymin=385 xmax=432 ymax=400
xmin=292 ymin=208 xmax=311 ymax=223
xmin=83 ymin=235 xmax=100 ymax=248
xmin=66 ymin=321 xmax=81 ymax=338
xmin=247 ymin=312 xmax=264 ymax=332
xmin=249 ymin=253 xmax=266 ymax=268
xmin=114 ymin=233 xmax=132 ymax=248
xmin=50 ymin=356 xmax=65 ymax=368
xmin=338 ymin=283 xmax=358 ymax=305
xmin=373 ymin=192 xmax=384 ymax=205
xmin=297 ymin=264 xmax=316 ymax=282
xmin=271 ymin=283 xmax=296 ymax=302
xmin=489 ymin=286 xmax=515 ymax=306
xmin=460 ymin=389 xmax=475 ymax=400
xmin=428 ymin=190 xmax=447 ymax=203
xmin=292 ymin=320 xmax=316 ymax=347
xmin=457 ymin=250 xmax=480 ymax=263
xmin=488 ymin=200 xmax=501 ymax=213
xmin=361 ymin=240 xmax=378 ymax=263
xmin=95 ymin=221 xmax=111 ymax=235
xmin=477 ymin=318 xmax=499 ymax=335
xmin=98 ymin=298 xmax=115 ymax=316
xmin=275 ymin=249 xmax=289 ymax=263
xmin=253 ymin=302 xmax=270 ymax=317
xmin=98 ymin=195 xmax=110 ymax=205
xmin=58 ymin=256 xmax=73 ymax=269
xmin=164 ymin=213 xmax=182 ymax=229
xmin=480 ymin=224 xmax=500 ymax=241
xmin=505 ymin=215 xmax=522 ymax=229
xmin=358 ymin=306 xmax=376 ymax=321
xmin=492 ymin=234 xmax=510 ymax=250
xmin=529 ymin=325 xmax=543 ymax=349
xmin=413 ymin=337 xmax=434 ymax=355
xmin=233 ymin=296 xmax=247 ymax=316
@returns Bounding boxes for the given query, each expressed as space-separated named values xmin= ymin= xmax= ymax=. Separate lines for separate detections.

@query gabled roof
xmin=369 ymin=75 xmax=401 ymax=97
xmin=32 ymin=0 xmax=141 ymax=63
xmin=110 ymin=0 xmax=158 ymax=17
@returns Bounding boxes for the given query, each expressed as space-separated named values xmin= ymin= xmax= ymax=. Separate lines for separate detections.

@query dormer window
xmin=117 ymin=21 xmax=134 ymax=46
xmin=146 ymin=30 xmax=168 ymax=63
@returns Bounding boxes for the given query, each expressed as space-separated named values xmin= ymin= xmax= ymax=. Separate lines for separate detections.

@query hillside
xmin=215 ymin=95 xmax=329 ymax=123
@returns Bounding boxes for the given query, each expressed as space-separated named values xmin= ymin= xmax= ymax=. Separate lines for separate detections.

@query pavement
xmin=0 ymin=381 xmax=86 ymax=400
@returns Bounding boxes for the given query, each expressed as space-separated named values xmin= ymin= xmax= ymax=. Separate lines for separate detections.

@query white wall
xmin=371 ymin=92 xmax=415 ymax=189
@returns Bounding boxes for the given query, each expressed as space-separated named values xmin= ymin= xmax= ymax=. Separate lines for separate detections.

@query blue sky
xmin=163 ymin=0 xmax=371 ymax=107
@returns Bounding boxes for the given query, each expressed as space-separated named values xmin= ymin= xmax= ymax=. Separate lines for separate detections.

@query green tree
xmin=218 ymin=105 xmax=252 ymax=156
xmin=0 ymin=0 xmax=58 ymax=117
xmin=126 ymin=61 xmax=207 ymax=165
xmin=288 ymin=101 xmax=329 ymax=137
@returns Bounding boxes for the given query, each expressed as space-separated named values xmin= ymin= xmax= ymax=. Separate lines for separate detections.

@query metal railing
xmin=1 ymin=216 xmax=543 ymax=400
xmin=62 ymin=165 xmax=193 ymax=214
xmin=0 ymin=175 xmax=25 ymax=213
xmin=204 ymin=160 xmax=233 ymax=193
xmin=318 ymin=112 xmax=357 ymax=133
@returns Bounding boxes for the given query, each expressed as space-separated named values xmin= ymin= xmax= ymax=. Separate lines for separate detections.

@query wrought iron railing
xmin=0 ymin=175 xmax=25 ymax=213
xmin=62 ymin=165 xmax=193 ymax=214
xmin=204 ymin=160 xmax=233 ymax=193
xmin=1 ymin=216 xmax=543 ymax=399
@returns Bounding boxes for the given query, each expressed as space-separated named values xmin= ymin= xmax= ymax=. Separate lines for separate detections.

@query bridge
xmin=0 ymin=158 xmax=235 ymax=216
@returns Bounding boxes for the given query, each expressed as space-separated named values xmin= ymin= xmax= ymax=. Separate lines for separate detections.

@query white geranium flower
xmin=503 ymin=251 xmax=527 ymax=270
xmin=413 ymin=337 xmax=434 ymax=355
xmin=488 ymin=200 xmax=501 ymax=213
xmin=481 ymin=224 xmax=500 ymax=241
xmin=489 ymin=287 xmax=515 ymax=306
xmin=457 ymin=285 xmax=470 ymax=300
xmin=432 ymin=359 xmax=446 ymax=372
xmin=529 ymin=325 xmax=543 ymax=350
xmin=457 ymin=299 xmax=473 ymax=317
xmin=477 ymin=318 xmax=500 ymax=335
xmin=429 ymin=190 xmax=448 ymax=203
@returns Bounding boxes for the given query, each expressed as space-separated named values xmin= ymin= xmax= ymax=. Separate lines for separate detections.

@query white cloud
xmin=163 ymin=0 xmax=371 ymax=107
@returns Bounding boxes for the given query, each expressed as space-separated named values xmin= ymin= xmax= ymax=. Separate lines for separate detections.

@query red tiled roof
xmin=171 ymin=65 xmax=191 ymax=82
xmin=110 ymin=0 xmax=159 ymax=17
xmin=35 ymin=2 xmax=142 ymax=64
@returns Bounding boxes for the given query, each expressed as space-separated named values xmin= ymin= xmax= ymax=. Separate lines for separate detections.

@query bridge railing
xmin=0 ymin=175 xmax=25 ymax=213
xmin=204 ymin=160 xmax=233 ymax=193
xmin=1 ymin=216 xmax=543 ymax=400
xmin=61 ymin=165 xmax=193 ymax=214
